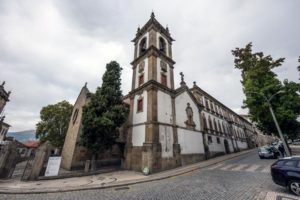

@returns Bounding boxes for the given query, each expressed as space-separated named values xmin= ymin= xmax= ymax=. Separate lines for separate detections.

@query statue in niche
xmin=185 ymin=103 xmax=196 ymax=129
xmin=138 ymin=61 xmax=145 ymax=73
xmin=160 ymin=60 xmax=167 ymax=72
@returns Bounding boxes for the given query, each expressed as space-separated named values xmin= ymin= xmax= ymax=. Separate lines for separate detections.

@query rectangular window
xmin=161 ymin=74 xmax=167 ymax=86
xmin=137 ymin=98 xmax=143 ymax=112
xmin=208 ymin=136 xmax=212 ymax=144
xmin=139 ymin=74 xmax=144 ymax=86
xmin=217 ymin=137 xmax=220 ymax=144
xmin=210 ymin=102 xmax=214 ymax=113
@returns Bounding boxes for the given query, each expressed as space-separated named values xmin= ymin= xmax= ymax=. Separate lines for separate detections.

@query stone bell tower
xmin=125 ymin=12 xmax=181 ymax=173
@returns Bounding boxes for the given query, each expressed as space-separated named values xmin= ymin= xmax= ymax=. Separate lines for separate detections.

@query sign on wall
xmin=45 ymin=156 xmax=61 ymax=177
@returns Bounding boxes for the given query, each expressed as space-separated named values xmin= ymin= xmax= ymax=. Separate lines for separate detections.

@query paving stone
xmin=0 ymin=151 xmax=297 ymax=200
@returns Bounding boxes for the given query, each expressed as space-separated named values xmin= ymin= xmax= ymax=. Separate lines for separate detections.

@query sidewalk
xmin=0 ymin=149 xmax=253 ymax=194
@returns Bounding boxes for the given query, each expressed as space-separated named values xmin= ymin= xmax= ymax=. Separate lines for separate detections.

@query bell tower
xmin=131 ymin=12 xmax=175 ymax=90
xmin=125 ymin=12 xmax=181 ymax=173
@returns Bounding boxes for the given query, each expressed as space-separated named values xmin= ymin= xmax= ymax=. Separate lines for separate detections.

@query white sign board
xmin=45 ymin=156 xmax=61 ymax=177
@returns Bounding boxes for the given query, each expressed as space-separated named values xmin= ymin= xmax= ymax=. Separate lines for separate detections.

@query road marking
xmin=207 ymin=163 xmax=225 ymax=170
xmin=261 ymin=166 xmax=270 ymax=173
xmin=231 ymin=164 xmax=248 ymax=171
xmin=220 ymin=164 xmax=235 ymax=170
xmin=245 ymin=164 xmax=260 ymax=172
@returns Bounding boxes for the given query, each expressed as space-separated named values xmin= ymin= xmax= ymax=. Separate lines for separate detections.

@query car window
xmin=284 ymin=161 xmax=297 ymax=167
xmin=297 ymin=161 xmax=300 ymax=168
xmin=277 ymin=161 xmax=284 ymax=166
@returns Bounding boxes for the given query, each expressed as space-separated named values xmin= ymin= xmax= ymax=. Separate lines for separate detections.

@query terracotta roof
xmin=23 ymin=140 xmax=39 ymax=148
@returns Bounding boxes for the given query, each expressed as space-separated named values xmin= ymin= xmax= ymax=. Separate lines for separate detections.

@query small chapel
xmin=61 ymin=13 xmax=255 ymax=173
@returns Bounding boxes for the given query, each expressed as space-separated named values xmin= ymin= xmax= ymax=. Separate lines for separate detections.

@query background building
xmin=0 ymin=81 xmax=11 ymax=142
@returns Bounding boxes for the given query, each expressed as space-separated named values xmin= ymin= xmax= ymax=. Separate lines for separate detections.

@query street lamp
xmin=246 ymin=91 xmax=291 ymax=157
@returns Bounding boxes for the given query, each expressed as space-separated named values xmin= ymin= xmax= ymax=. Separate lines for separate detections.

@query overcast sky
xmin=0 ymin=0 xmax=299 ymax=132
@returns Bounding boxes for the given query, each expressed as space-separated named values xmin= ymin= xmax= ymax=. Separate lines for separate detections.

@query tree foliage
xmin=36 ymin=100 xmax=73 ymax=148
xmin=232 ymin=43 xmax=300 ymax=138
xmin=81 ymin=61 xmax=129 ymax=157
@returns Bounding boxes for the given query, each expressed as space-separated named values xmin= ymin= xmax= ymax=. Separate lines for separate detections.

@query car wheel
xmin=259 ymin=156 xmax=263 ymax=159
xmin=288 ymin=180 xmax=300 ymax=196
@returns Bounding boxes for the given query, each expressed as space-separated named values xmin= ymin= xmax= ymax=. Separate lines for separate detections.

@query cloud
xmin=0 ymin=0 xmax=299 ymax=131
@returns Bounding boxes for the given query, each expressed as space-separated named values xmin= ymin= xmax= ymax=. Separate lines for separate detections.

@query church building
xmin=61 ymin=13 xmax=258 ymax=173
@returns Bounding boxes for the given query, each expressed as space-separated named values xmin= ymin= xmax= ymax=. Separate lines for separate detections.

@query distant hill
xmin=7 ymin=130 xmax=37 ymax=142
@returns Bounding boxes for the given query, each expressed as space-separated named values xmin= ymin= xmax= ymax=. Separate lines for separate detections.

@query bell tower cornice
xmin=131 ymin=45 xmax=175 ymax=67
xmin=132 ymin=12 xmax=175 ymax=44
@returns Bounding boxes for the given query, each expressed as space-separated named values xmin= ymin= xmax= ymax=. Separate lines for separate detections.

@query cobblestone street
xmin=1 ymin=151 xmax=298 ymax=200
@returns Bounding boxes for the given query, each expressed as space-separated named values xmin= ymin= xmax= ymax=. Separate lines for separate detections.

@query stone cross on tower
xmin=180 ymin=72 xmax=186 ymax=86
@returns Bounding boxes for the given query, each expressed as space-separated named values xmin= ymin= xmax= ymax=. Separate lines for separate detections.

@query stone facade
xmin=61 ymin=84 xmax=91 ymax=170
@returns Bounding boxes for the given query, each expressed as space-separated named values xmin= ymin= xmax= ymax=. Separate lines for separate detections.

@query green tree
xmin=36 ymin=100 xmax=73 ymax=148
xmin=81 ymin=61 xmax=129 ymax=168
xmin=232 ymin=43 xmax=300 ymax=139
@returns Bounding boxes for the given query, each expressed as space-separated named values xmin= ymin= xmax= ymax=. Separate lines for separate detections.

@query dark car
xmin=258 ymin=146 xmax=280 ymax=159
xmin=271 ymin=157 xmax=300 ymax=196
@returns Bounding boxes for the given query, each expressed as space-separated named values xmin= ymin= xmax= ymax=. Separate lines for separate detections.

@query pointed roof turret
xmin=132 ymin=12 xmax=175 ymax=43
xmin=150 ymin=11 xmax=155 ymax=19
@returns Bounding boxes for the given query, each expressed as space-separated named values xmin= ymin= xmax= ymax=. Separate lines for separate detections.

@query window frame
xmin=138 ymin=73 xmax=144 ymax=86
xmin=161 ymin=73 xmax=167 ymax=86
xmin=137 ymin=97 xmax=144 ymax=113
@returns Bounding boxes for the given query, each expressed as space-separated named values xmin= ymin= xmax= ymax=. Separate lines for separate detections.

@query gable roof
xmin=175 ymin=85 xmax=203 ymax=111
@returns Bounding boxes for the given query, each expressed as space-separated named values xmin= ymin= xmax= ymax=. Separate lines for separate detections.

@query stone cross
xmin=180 ymin=72 xmax=184 ymax=82
xmin=180 ymin=72 xmax=186 ymax=87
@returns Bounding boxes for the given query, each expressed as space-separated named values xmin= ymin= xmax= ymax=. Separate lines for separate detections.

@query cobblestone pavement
xmin=1 ymin=151 xmax=298 ymax=200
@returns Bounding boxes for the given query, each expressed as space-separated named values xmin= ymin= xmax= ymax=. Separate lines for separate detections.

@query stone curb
xmin=0 ymin=149 xmax=254 ymax=194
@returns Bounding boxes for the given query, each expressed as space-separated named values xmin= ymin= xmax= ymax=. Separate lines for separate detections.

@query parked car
xmin=271 ymin=157 xmax=300 ymax=196
xmin=258 ymin=146 xmax=279 ymax=159
xmin=293 ymin=139 xmax=300 ymax=145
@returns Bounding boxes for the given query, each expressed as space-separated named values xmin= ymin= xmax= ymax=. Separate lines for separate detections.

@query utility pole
xmin=247 ymin=91 xmax=291 ymax=157
xmin=267 ymin=101 xmax=291 ymax=157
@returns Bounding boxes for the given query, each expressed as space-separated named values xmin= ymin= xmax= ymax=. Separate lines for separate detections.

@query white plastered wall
xmin=207 ymin=135 xmax=225 ymax=153
xmin=132 ymin=125 xmax=145 ymax=146
xmin=159 ymin=125 xmax=174 ymax=158
xmin=157 ymin=91 xmax=173 ymax=124
xmin=178 ymin=128 xmax=204 ymax=154
xmin=132 ymin=90 xmax=147 ymax=124
xmin=237 ymin=141 xmax=248 ymax=149
xmin=175 ymin=91 xmax=200 ymax=131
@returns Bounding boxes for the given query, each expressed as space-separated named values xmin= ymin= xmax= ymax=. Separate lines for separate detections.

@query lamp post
xmin=247 ymin=91 xmax=291 ymax=157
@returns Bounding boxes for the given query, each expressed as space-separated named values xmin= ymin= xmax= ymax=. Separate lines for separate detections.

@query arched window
xmin=159 ymin=37 xmax=166 ymax=53
xmin=139 ymin=37 xmax=147 ymax=55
